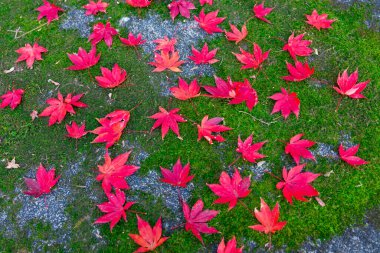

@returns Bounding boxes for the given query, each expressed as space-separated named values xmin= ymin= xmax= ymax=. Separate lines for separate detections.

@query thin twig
xmin=238 ymin=111 xmax=278 ymax=126
xmin=265 ymin=171 xmax=282 ymax=181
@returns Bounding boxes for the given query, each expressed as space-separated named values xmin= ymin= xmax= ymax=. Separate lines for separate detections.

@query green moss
xmin=0 ymin=0 xmax=379 ymax=252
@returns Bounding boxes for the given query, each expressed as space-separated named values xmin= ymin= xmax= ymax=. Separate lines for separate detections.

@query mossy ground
xmin=0 ymin=0 xmax=379 ymax=252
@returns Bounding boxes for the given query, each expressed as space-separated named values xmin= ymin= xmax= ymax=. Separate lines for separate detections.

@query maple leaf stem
xmin=268 ymin=233 xmax=272 ymax=250
xmin=189 ymin=99 xmax=199 ymax=116
xmin=170 ymin=223 xmax=185 ymax=231
xmin=129 ymin=101 xmax=143 ymax=112
xmin=228 ymin=155 xmax=241 ymax=167
xmin=133 ymin=46 xmax=142 ymax=60
xmin=87 ymin=68 xmax=94 ymax=82
xmin=265 ymin=171 xmax=282 ymax=181
xmin=245 ymin=17 xmax=254 ymax=24
xmin=127 ymin=210 xmax=147 ymax=215
xmin=177 ymin=187 xmax=183 ymax=204
xmin=238 ymin=199 xmax=255 ymax=216
xmin=272 ymin=36 xmax=286 ymax=43
xmin=244 ymin=38 xmax=255 ymax=44
xmin=75 ymin=139 xmax=78 ymax=151
xmin=335 ymin=96 xmax=343 ymax=112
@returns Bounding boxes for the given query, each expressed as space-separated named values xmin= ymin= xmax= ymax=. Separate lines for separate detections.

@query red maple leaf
xmin=153 ymin=36 xmax=177 ymax=53
xmin=150 ymin=106 xmax=187 ymax=140
xmin=160 ymin=158 xmax=194 ymax=187
xmin=95 ymin=63 xmax=127 ymax=88
xmin=285 ymin=133 xmax=316 ymax=165
xmin=306 ymin=10 xmax=336 ymax=30
xmin=207 ymin=169 xmax=251 ymax=210
xmin=170 ymin=77 xmax=201 ymax=100
xmin=91 ymin=110 xmax=130 ymax=148
xmin=0 ymin=89 xmax=25 ymax=110
xmin=15 ymin=43 xmax=48 ymax=69
xmin=204 ymin=77 xmax=258 ymax=111
xmin=126 ymin=0 xmax=152 ymax=8
xmin=129 ymin=215 xmax=169 ymax=252
xmin=24 ymin=164 xmax=60 ymax=198
xmin=334 ymin=69 xmax=369 ymax=99
xmin=339 ymin=144 xmax=368 ymax=167
xmin=217 ymin=236 xmax=243 ymax=253
xmin=96 ymin=150 xmax=139 ymax=193
xmin=197 ymin=115 xmax=232 ymax=144
xmin=203 ymin=76 xmax=236 ymax=99
xmin=225 ymin=23 xmax=247 ymax=44
xmin=233 ymin=43 xmax=270 ymax=70
xmin=269 ymin=88 xmax=300 ymax=119
xmin=120 ymin=33 xmax=146 ymax=47
xmin=199 ymin=0 xmax=213 ymax=6
xmin=183 ymin=199 xmax=219 ymax=244
xmin=276 ymin=164 xmax=320 ymax=204
xmin=88 ymin=21 xmax=118 ymax=48
xmin=168 ymin=0 xmax=196 ymax=20
xmin=253 ymin=2 xmax=273 ymax=23
xmin=283 ymin=33 xmax=313 ymax=60
xmin=83 ymin=0 xmax=109 ymax=16
xmin=94 ymin=189 xmax=135 ymax=231
xmin=194 ymin=9 xmax=226 ymax=34
xmin=66 ymin=121 xmax=87 ymax=139
xmin=249 ymin=198 xmax=287 ymax=234
xmin=36 ymin=0 xmax=64 ymax=24
xmin=189 ymin=43 xmax=219 ymax=65
xmin=236 ymin=135 xmax=267 ymax=163
xmin=39 ymin=92 xmax=87 ymax=126
xmin=282 ymin=61 xmax=314 ymax=82
xmin=150 ymin=51 xmax=185 ymax=72
xmin=67 ymin=46 xmax=101 ymax=70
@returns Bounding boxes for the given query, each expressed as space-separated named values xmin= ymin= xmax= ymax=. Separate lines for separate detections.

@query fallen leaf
xmin=83 ymin=0 xmax=109 ymax=16
xmin=339 ymin=144 xmax=368 ymax=167
xmin=88 ymin=21 xmax=118 ymax=48
xmin=217 ymin=236 xmax=243 ymax=253
xmin=129 ymin=215 xmax=169 ymax=252
xmin=334 ymin=69 xmax=369 ymax=99
xmin=183 ymin=199 xmax=219 ymax=244
xmin=6 ymin=157 xmax=20 ymax=169
xmin=236 ymin=135 xmax=267 ymax=163
xmin=249 ymin=198 xmax=287 ymax=234
xmin=285 ymin=133 xmax=316 ymax=165
xmin=24 ymin=164 xmax=60 ymax=198
xmin=194 ymin=9 xmax=226 ymax=34
xmin=150 ymin=106 xmax=187 ymax=140
xmin=96 ymin=150 xmax=139 ymax=193
xmin=160 ymin=158 xmax=194 ymax=188
xmin=30 ymin=110 xmax=39 ymax=121
xmin=3 ymin=67 xmax=15 ymax=74
xmin=0 ymin=89 xmax=25 ymax=110
xmin=253 ymin=2 xmax=273 ymax=24
xmin=197 ymin=115 xmax=232 ymax=144
xmin=207 ymin=168 xmax=251 ymax=210
xmin=94 ymin=189 xmax=135 ymax=231
xmin=283 ymin=33 xmax=313 ymax=60
xmin=306 ymin=10 xmax=336 ymax=30
xmin=276 ymin=164 xmax=320 ymax=204
xmin=16 ymin=43 xmax=48 ymax=69
xmin=36 ymin=0 xmax=64 ymax=24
